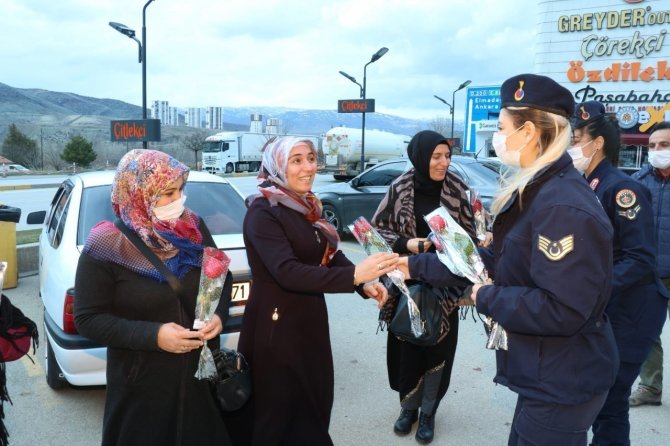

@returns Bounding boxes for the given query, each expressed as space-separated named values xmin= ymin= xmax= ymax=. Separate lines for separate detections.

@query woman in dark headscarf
xmin=372 ymin=130 xmax=478 ymax=444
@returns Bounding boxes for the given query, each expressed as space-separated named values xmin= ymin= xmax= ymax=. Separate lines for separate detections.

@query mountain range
xmin=0 ymin=82 xmax=460 ymax=168
xmin=0 ymin=82 xmax=434 ymax=136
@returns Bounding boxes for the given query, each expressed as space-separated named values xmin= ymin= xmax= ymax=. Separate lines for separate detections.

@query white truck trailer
xmin=201 ymin=132 xmax=319 ymax=174
xmin=320 ymin=126 xmax=411 ymax=179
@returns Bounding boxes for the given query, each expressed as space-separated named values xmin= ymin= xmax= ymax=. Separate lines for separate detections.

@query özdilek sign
xmin=535 ymin=0 xmax=670 ymax=132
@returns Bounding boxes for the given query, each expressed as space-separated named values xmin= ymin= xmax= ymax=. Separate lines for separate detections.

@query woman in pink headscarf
xmin=234 ymin=137 xmax=398 ymax=445
xmin=74 ymin=149 xmax=231 ymax=446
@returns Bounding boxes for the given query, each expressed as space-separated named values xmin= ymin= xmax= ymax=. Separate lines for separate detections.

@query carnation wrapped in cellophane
xmin=194 ymin=247 xmax=231 ymax=379
xmin=424 ymin=207 xmax=507 ymax=350
xmin=467 ymin=190 xmax=487 ymax=242
xmin=348 ymin=217 xmax=424 ymax=338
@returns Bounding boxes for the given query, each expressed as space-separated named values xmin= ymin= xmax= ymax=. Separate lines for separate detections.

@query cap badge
xmin=538 ymin=234 xmax=574 ymax=261
xmin=580 ymin=105 xmax=590 ymax=121
xmin=615 ymin=189 xmax=636 ymax=208
xmin=514 ymin=81 xmax=525 ymax=101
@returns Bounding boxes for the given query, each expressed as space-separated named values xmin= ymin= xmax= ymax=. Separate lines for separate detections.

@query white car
xmin=1 ymin=163 xmax=31 ymax=174
xmin=27 ymin=170 xmax=250 ymax=389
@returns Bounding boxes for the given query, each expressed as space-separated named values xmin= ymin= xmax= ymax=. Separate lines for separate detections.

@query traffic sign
xmin=463 ymin=86 xmax=501 ymax=154
xmin=338 ymin=99 xmax=375 ymax=113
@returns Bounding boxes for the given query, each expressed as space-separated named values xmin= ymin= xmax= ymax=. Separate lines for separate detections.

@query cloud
xmin=0 ymin=0 xmax=539 ymax=121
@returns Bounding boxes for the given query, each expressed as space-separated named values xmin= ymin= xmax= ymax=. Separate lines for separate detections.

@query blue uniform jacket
xmin=586 ymin=160 xmax=668 ymax=363
xmin=477 ymin=153 xmax=619 ymax=405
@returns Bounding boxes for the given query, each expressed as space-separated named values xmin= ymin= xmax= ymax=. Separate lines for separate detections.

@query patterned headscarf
xmin=83 ymin=149 xmax=204 ymax=282
xmin=255 ymin=137 xmax=340 ymax=265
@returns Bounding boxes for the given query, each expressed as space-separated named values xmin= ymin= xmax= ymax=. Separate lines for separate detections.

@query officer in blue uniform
xmin=570 ymin=100 xmax=669 ymax=446
xmin=401 ymin=74 xmax=619 ymax=445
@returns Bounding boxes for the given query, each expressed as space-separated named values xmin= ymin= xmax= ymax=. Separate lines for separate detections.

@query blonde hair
xmin=491 ymin=107 xmax=572 ymax=215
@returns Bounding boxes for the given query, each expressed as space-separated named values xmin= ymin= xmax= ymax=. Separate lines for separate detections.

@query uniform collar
xmin=585 ymin=159 xmax=612 ymax=184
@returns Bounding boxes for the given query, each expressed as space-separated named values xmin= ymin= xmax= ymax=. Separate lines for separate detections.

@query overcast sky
xmin=1 ymin=0 xmax=539 ymax=121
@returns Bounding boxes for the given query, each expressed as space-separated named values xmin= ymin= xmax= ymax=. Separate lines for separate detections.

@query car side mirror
xmin=27 ymin=210 xmax=46 ymax=225
xmin=350 ymin=177 xmax=361 ymax=188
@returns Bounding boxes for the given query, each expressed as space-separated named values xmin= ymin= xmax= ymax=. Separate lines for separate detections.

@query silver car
xmin=28 ymin=170 xmax=250 ymax=389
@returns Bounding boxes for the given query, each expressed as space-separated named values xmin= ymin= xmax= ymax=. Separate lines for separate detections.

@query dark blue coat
xmin=476 ymin=154 xmax=619 ymax=405
xmin=632 ymin=164 xmax=670 ymax=279
xmin=585 ymin=160 xmax=668 ymax=363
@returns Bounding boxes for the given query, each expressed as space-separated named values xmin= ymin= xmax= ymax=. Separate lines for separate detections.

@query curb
xmin=17 ymin=243 xmax=39 ymax=277
xmin=0 ymin=183 xmax=61 ymax=191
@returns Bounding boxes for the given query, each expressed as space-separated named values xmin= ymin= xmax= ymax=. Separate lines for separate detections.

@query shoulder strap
xmin=114 ymin=218 xmax=223 ymax=349
xmin=114 ymin=219 xmax=183 ymax=295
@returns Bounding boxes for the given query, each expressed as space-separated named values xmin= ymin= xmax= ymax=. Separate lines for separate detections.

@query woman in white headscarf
xmin=233 ymin=137 xmax=398 ymax=446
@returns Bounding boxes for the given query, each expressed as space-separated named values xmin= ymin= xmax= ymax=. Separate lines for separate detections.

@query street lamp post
xmin=339 ymin=47 xmax=388 ymax=174
xmin=434 ymin=79 xmax=472 ymax=141
xmin=109 ymin=0 xmax=156 ymax=149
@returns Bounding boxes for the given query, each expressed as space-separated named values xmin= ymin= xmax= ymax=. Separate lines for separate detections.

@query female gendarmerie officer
xmin=403 ymin=74 xmax=620 ymax=445
xmin=569 ymin=100 xmax=669 ymax=446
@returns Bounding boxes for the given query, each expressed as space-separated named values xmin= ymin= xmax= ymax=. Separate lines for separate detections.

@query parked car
xmin=27 ymin=170 xmax=250 ymax=389
xmin=314 ymin=156 xmax=500 ymax=235
xmin=1 ymin=163 xmax=31 ymax=174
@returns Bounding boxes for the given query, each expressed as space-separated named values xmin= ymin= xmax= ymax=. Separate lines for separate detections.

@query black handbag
xmin=211 ymin=346 xmax=251 ymax=411
xmin=114 ymin=219 xmax=251 ymax=411
xmin=389 ymin=280 xmax=445 ymax=346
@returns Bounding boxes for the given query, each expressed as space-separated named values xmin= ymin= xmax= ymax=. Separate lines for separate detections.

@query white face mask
xmin=153 ymin=195 xmax=186 ymax=221
xmin=568 ymin=140 xmax=595 ymax=174
xmin=648 ymin=150 xmax=670 ymax=169
xmin=492 ymin=125 xmax=526 ymax=167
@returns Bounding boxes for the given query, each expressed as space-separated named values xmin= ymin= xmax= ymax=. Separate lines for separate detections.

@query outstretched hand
xmin=355 ymin=252 xmax=399 ymax=284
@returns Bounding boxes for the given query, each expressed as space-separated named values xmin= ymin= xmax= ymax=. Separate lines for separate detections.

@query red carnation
xmin=205 ymin=247 xmax=225 ymax=261
xmin=428 ymin=215 xmax=446 ymax=232
xmin=204 ymin=258 xmax=226 ymax=279
xmin=472 ymin=199 xmax=483 ymax=213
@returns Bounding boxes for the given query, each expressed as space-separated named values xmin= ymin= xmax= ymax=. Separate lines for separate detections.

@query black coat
xmin=476 ymin=154 xmax=619 ymax=405
xmin=74 ymin=254 xmax=231 ymax=446
xmin=237 ymin=198 xmax=358 ymax=446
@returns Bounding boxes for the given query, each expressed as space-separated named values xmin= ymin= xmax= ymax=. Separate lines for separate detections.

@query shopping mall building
xmin=465 ymin=0 xmax=670 ymax=172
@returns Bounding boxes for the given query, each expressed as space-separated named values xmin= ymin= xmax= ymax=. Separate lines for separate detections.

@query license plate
xmin=231 ymin=282 xmax=250 ymax=304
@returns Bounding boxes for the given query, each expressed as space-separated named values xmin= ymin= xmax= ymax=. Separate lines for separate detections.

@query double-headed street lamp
xmin=434 ymin=79 xmax=472 ymax=142
xmin=110 ymin=0 xmax=156 ymax=149
xmin=339 ymin=47 xmax=389 ymax=173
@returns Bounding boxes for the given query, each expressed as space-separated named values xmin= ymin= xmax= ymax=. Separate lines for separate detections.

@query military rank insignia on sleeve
xmin=538 ymin=234 xmax=574 ymax=261
xmin=617 ymin=204 xmax=641 ymax=220
xmin=615 ymin=189 xmax=636 ymax=208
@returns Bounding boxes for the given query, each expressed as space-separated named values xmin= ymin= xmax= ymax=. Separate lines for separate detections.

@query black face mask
xmin=407 ymin=130 xmax=450 ymax=194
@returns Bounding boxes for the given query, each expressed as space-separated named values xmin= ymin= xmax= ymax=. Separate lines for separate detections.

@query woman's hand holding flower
xmin=195 ymin=313 xmax=223 ymax=341
xmin=158 ymin=322 xmax=204 ymax=354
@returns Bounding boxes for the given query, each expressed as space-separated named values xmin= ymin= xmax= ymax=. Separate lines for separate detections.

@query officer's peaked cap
xmin=573 ymin=100 xmax=606 ymax=129
xmin=500 ymin=73 xmax=575 ymax=119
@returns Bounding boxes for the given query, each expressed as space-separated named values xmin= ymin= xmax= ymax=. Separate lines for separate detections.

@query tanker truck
xmin=320 ymin=126 xmax=410 ymax=180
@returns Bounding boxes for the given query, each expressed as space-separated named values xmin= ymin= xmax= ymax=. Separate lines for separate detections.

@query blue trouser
xmin=508 ymin=392 xmax=608 ymax=446
xmin=591 ymin=361 xmax=640 ymax=446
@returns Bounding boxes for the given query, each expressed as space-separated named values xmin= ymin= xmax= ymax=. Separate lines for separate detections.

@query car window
xmin=451 ymin=161 xmax=499 ymax=190
xmin=76 ymin=182 xmax=247 ymax=245
xmin=47 ymin=185 xmax=72 ymax=247
xmin=357 ymin=161 xmax=406 ymax=186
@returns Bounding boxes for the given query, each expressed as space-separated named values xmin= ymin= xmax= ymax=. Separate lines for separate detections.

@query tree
xmin=182 ymin=131 xmax=209 ymax=170
xmin=1 ymin=124 xmax=39 ymax=168
xmin=61 ymin=135 xmax=97 ymax=168
xmin=427 ymin=116 xmax=450 ymax=137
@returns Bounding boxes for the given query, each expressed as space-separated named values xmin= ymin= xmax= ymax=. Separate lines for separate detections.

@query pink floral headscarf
xmin=84 ymin=149 xmax=204 ymax=281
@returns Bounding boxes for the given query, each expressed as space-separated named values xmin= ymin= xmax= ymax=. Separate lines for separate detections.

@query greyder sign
xmin=110 ymin=119 xmax=161 ymax=142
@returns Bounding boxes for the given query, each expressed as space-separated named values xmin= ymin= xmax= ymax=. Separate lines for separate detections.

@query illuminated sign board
xmin=110 ymin=119 xmax=161 ymax=142
xmin=337 ymin=99 xmax=375 ymax=113
xmin=463 ymin=86 xmax=501 ymax=154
